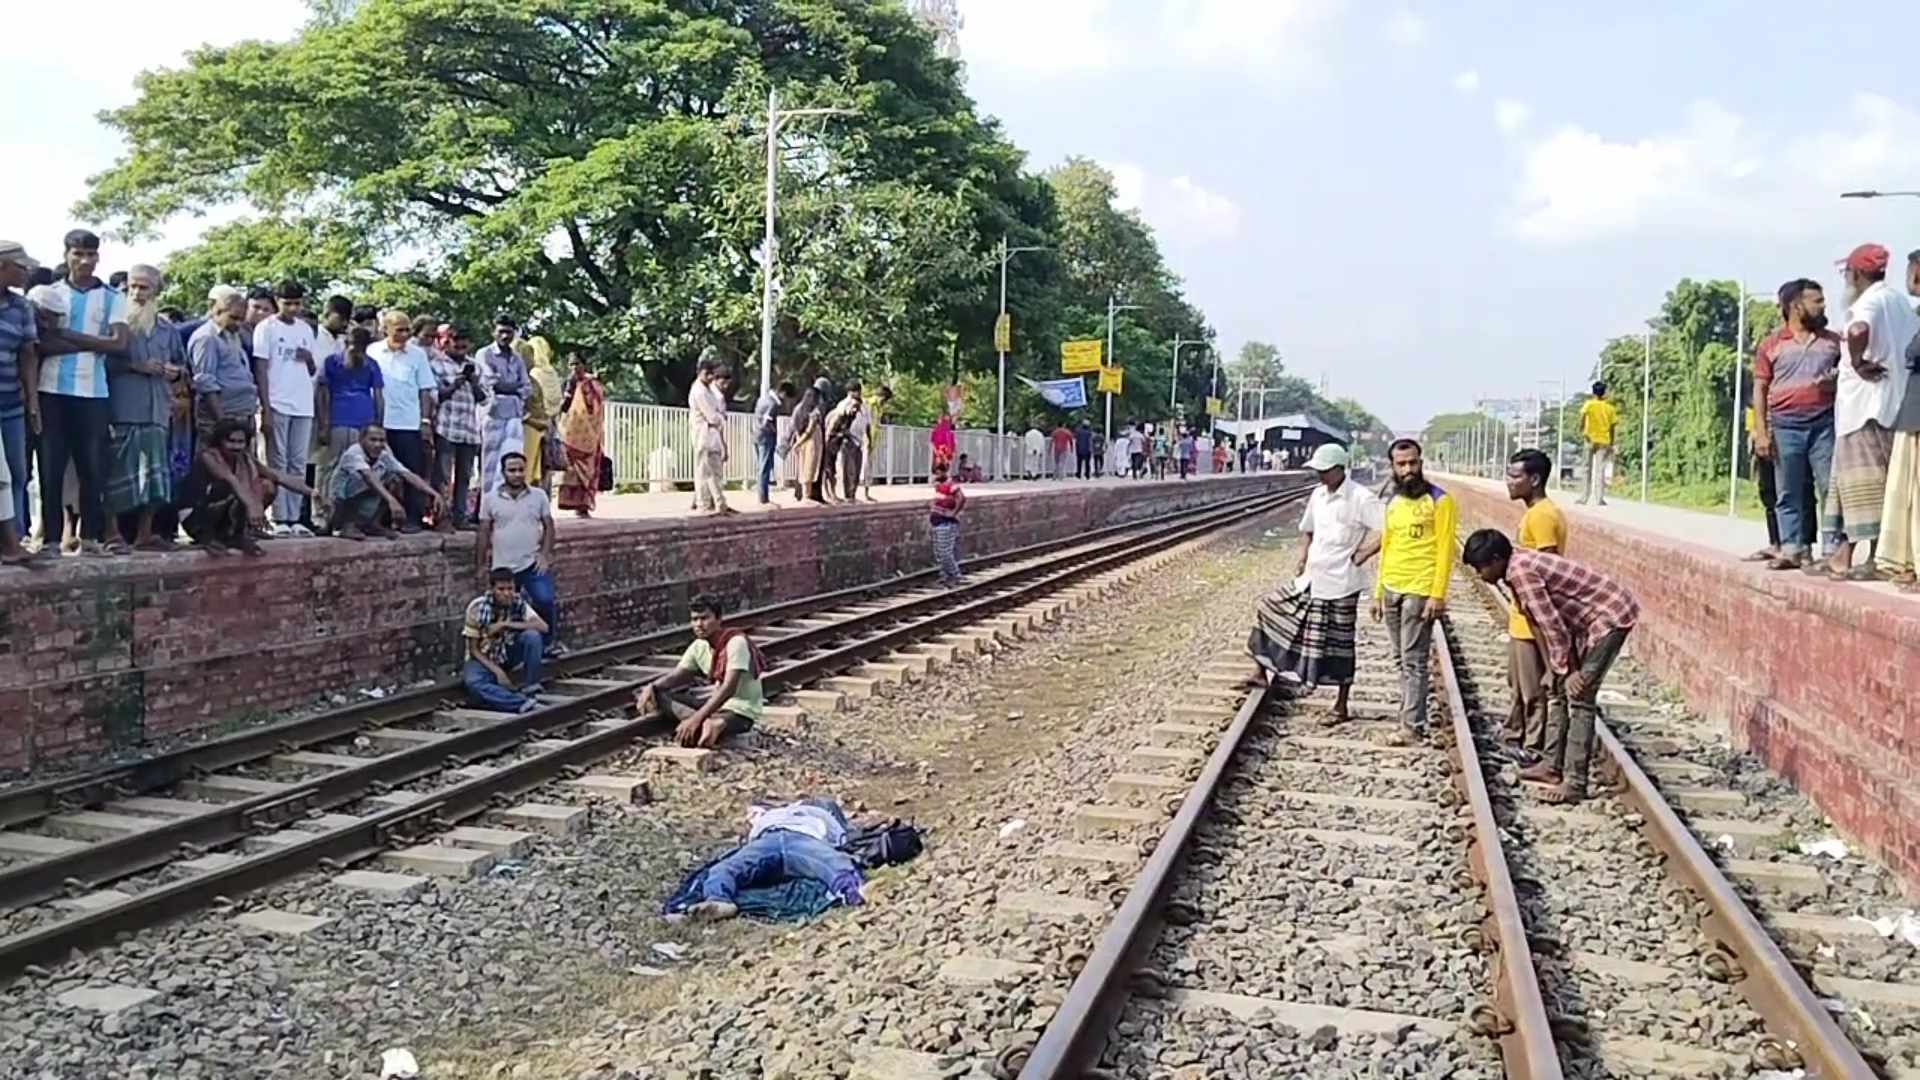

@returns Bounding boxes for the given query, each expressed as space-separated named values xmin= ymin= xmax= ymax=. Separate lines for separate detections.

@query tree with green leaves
xmin=83 ymin=0 xmax=1055 ymax=403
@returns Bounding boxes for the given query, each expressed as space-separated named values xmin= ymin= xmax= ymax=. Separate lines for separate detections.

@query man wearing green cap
xmin=1246 ymin=442 xmax=1381 ymax=721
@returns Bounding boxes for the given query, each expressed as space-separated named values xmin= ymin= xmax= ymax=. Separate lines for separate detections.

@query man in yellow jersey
xmin=1372 ymin=439 xmax=1457 ymax=743
xmin=1501 ymin=448 xmax=1567 ymax=757
xmin=1577 ymin=382 xmax=1619 ymax=506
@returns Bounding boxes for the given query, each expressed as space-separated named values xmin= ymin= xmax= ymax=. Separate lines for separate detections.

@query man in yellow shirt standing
xmin=1373 ymin=439 xmax=1458 ymax=743
xmin=1577 ymin=382 xmax=1620 ymax=506
xmin=1501 ymin=448 xmax=1568 ymax=756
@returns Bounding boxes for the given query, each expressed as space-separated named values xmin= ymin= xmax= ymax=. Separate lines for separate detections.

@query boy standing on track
xmin=1463 ymin=530 xmax=1640 ymax=806
xmin=1501 ymin=449 xmax=1568 ymax=758
xmin=1373 ymin=438 xmax=1456 ymax=745
xmin=929 ymin=460 xmax=966 ymax=585
xmin=636 ymin=594 xmax=766 ymax=749
xmin=1246 ymin=444 xmax=1381 ymax=719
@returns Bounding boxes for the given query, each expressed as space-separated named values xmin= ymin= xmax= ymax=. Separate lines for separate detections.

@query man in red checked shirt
xmin=1463 ymin=529 xmax=1640 ymax=806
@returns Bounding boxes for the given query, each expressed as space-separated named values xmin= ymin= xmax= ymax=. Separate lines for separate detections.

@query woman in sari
xmin=557 ymin=354 xmax=607 ymax=517
xmin=521 ymin=338 xmax=564 ymax=494
xmin=786 ymin=378 xmax=829 ymax=503
xmin=930 ymin=412 xmax=957 ymax=476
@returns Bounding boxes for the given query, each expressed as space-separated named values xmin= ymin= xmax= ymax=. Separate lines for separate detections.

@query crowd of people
xmin=1245 ymin=437 xmax=1642 ymax=806
xmin=1742 ymin=243 xmax=1920 ymax=593
xmin=0 ymin=231 xmax=614 ymax=564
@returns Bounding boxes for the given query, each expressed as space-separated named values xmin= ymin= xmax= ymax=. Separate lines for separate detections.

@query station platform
xmin=1442 ymin=474 xmax=1920 ymax=888
xmin=0 ymin=471 xmax=1297 ymax=773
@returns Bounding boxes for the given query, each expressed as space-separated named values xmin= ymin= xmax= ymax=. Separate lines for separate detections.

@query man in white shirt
xmin=1821 ymin=243 xmax=1918 ymax=579
xmin=688 ymin=351 xmax=732 ymax=515
xmin=253 ymin=281 xmax=319 ymax=535
xmin=1023 ymin=425 xmax=1045 ymax=480
xmin=366 ymin=309 xmax=437 ymax=532
xmin=1245 ymin=443 xmax=1382 ymax=722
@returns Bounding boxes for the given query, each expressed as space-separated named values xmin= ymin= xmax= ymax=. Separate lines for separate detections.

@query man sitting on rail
xmin=635 ymin=593 xmax=766 ymax=749
xmin=462 ymin=566 xmax=549 ymax=713
xmin=1463 ymin=529 xmax=1640 ymax=806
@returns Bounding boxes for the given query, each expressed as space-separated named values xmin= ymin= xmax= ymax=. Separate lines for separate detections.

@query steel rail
xmin=1433 ymin=621 xmax=1563 ymax=1079
xmin=0 ymin=483 xmax=1298 ymax=831
xmin=0 ymin=490 xmax=1300 ymax=914
xmin=0 ymin=487 xmax=1309 ymax=979
xmin=1463 ymin=578 xmax=1873 ymax=1079
xmin=1013 ymin=682 xmax=1278 ymax=1078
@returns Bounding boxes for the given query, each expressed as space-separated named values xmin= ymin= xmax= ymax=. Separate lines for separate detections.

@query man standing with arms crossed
xmin=254 ymin=281 xmax=319 ymax=536
xmin=477 ymin=450 xmax=559 ymax=650
xmin=1372 ymin=438 xmax=1457 ymax=745
xmin=1500 ymin=449 xmax=1567 ymax=757
xmin=1576 ymin=382 xmax=1618 ymax=506
xmin=688 ymin=350 xmax=731 ymax=515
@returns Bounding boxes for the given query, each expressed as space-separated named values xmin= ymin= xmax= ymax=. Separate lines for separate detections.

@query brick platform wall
xmin=0 ymin=475 xmax=1294 ymax=771
xmin=1447 ymin=482 xmax=1920 ymax=889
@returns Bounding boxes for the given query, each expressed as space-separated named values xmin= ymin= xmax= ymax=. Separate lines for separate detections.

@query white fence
xmin=603 ymin=401 xmax=1027 ymax=489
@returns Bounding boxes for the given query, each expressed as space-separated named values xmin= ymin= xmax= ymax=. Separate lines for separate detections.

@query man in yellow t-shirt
xmin=1372 ymin=439 xmax=1458 ymax=743
xmin=1502 ymin=448 xmax=1568 ymax=756
xmin=1577 ymin=382 xmax=1620 ymax=506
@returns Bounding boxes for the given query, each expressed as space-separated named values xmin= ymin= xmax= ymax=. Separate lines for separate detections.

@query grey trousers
xmin=1381 ymin=589 xmax=1436 ymax=731
xmin=1506 ymin=637 xmax=1554 ymax=751
xmin=268 ymin=411 xmax=314 ymax=526
xmin=1545 ymin=627 xmax=1630 ymax=794
xmin=694 ymin=447 xmax=728 ymax=511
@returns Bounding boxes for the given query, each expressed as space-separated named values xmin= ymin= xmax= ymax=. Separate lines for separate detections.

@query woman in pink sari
xmin=930 ymin=413 xmax=957 ymax=476
xmin=557 ymin=355 xmax=607 ymax=517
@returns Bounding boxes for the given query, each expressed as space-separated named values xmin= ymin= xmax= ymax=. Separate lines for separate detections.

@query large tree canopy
xmin=84 ymin=0 xmax=1054 ymax=403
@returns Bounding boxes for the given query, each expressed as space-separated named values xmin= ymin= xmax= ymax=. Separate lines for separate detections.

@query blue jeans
xmin=1773 ymin=414 xmax=1835 ymax=556
xmin=756 ymin=429 xmax=777 ymax=503
xmin=462 ymin=629 xmax=545 ymax=711
xmin=513 ymin=566 xmax=558 ymax=645
xmin=1 ymin=413 xmax=27 ymax=533
xmin=701 ymin=829 xmax=862 ymax=906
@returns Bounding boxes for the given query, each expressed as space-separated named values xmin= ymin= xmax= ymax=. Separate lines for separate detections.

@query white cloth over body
xmin=747 ymin=802 xmax=847 ymax=846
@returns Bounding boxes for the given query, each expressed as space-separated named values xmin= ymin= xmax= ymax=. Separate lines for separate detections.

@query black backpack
xmin=844 ymin=819 xmax=924 ymax=868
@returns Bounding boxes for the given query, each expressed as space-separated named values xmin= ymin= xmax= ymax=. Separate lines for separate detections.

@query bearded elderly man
xmin=1817 ymin=243 xmax=1919 ymax=580
xmin=105 ymin=265 xmax=187 ymax=552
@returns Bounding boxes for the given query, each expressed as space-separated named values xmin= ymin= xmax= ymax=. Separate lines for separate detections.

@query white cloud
xmin=1505 ymin=95 xmax=1920 ymax=244
xmin=961 ymin=0 xmax=1346 ymax=80
xmin=1494 ymin=99 xmax=1532 ymax=135
xmin=1385 ymin=9 xmax=1427 ymax=47
xmin=1452 ymin=70 xmax=1480 ymax=94
xmin=1099 ymin=161 xmax=1244 ymax=242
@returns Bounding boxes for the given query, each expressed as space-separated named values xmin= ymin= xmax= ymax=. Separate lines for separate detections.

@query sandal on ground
xmin=1800 ymin=561 xmax=1838 ymax=578
xmin=101 ymin=540 xmax=133 ymax=556
xmin=135 ymin=537 xmax=176 ymax=552
xmin=1843 ymin=564 xmax=1883 ymax=582
xmin=1539 ymin=784 xmax=1585 ymax=805
xmin=1742 ymin=548 xmax=1779 ymax=562
xmin=1765 ymin=554 xmax=1806 ymax=571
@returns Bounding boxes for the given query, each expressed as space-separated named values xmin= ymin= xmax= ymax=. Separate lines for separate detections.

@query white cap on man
xmin=1305 ymin=443 xmax=1350 ymax=472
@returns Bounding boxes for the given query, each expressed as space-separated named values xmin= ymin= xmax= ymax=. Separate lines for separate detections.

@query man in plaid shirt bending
xmin=1463 ymin=529 xmax=1641 ymax=806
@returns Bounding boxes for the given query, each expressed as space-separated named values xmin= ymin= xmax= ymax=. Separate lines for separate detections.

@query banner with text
xmin=993 ymin=314 xmax=1011 ymax=353
xmin=1017 ymin=375 xmax=1090 ymax=409
xmin=1205 ymin=396 xmax=1224 ymax=416
xmin=1097 ymin=367 xmax=1124 ymax=394
xmin=1061 ymin=339 xmax=1104 ymax=374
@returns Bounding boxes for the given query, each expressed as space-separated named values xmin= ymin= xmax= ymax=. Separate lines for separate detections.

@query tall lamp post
xmin=1105 ymin=295 xmax=1142 ymax=441
xmin=758 ymin=89 xmax=856 ymax=398
xmin=1727 ymin=281 xmax=1747 ymax=516
xmin=1170 ymin=337 xmax=1204 ymax=412
xmin=995 ymin=236 xmax=1047 ymax=481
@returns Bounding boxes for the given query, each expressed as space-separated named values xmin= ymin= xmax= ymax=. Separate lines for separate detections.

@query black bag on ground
xmin=843 ymin=819 xmax=924 ymax=868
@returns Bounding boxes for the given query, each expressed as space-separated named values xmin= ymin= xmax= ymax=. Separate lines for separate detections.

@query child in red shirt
xmin=930 ymin=461 xmax=966 ymax=584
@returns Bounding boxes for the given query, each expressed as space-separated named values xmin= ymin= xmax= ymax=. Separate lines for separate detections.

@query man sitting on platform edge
xmin=462 ymin=566 xmax=548 ymax=713
xmin=635 ymin=593 xmax=766 ymax=749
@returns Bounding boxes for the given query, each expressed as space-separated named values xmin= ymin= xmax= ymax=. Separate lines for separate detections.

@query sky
xmin=8 ymin=1 xmax=1920 ymax=429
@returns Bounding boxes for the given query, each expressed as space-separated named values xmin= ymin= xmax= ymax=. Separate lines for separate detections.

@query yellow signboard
xmin=993 ymin=314 xmax=1011 ymax=353
xmin=1061 ymin=339 xmax=1104 ymax=374
xmin=1097 ymin=366 xmax=1124 ymax=394
xmin=1205 ymin=396 xmax=1224 ymax=417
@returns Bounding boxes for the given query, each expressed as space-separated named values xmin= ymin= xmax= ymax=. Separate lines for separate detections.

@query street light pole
xmin=757 ymin=89 xmax=857 ymax=398
xmin=1105 ymin=295 xmax=1141 ymax=442
xmin=1728 ymin=281 xmax=1746 ymax=516
xmin=995 ymin=235 xmax=1047 ymax=482
xmin=1641 ymin=330 xmax=1652 ymax=503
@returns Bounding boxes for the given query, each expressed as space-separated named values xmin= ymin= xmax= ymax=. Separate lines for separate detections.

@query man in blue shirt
xmin=39 ymin=230 xmax=129 ymax=554
xmin=0 ymin=241 xmax=40 ymax=534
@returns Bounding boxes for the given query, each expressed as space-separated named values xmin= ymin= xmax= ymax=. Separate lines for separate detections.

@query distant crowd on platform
xmin=1245 ymin=438 xmax=1641 ymax=807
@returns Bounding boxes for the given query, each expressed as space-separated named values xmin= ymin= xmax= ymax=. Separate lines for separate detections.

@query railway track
xmin=0 ymin=484 xmax=1309 ymax=982
xmin=991 ymin=558 xmax=1889 ymax=1079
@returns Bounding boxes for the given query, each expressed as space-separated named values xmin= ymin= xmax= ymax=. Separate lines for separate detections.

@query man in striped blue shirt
xmin=0 ymin=241 xmax=40 ymax=534
xmin=38 ymin=230 xmax=128 ymax=553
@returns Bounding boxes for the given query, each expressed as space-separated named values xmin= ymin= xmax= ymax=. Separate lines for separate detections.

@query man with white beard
xmin=105 ymin=265 xmax=186 ymax=551
xmin=1816 ymin=244 xmax=1917 ymax=580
